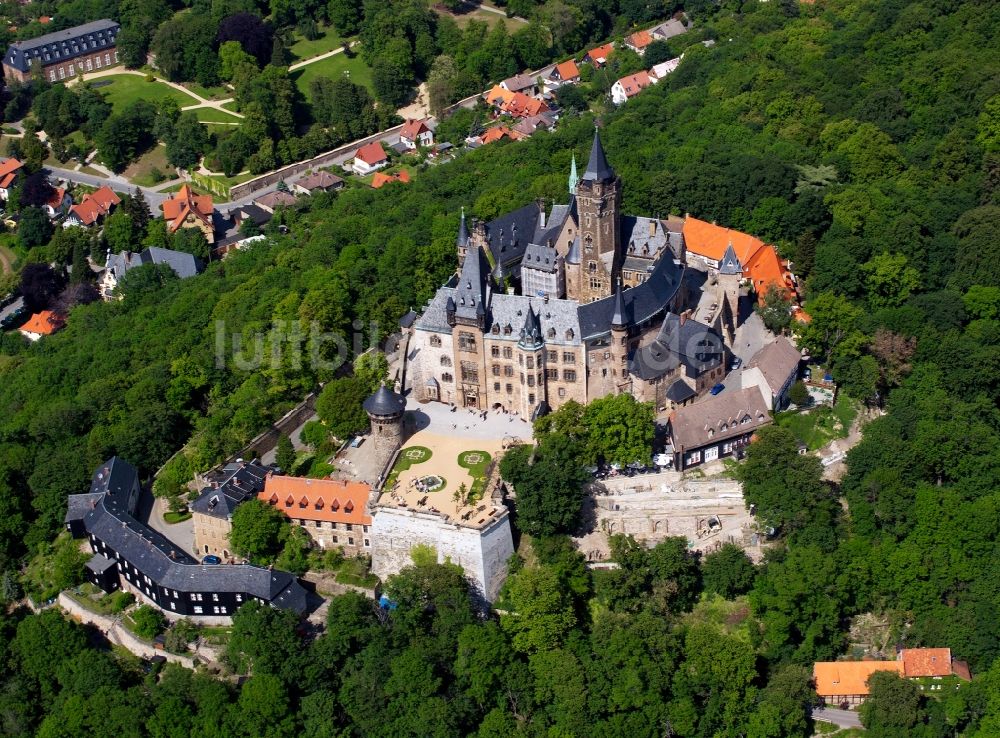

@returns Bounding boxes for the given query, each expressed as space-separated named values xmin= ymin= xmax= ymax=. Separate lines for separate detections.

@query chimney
xmin=649 ymin=219 xmax=657 ymax=237
xmin=679 ymin=312 xmax=687 ymax=326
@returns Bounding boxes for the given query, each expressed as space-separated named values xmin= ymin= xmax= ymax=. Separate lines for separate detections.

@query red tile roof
xmin=502 ymin=92 xmax=550 ymax=118
xmin=261 ymin=476 xmax=372 ymax=526
xmin=68 ymin=185 xmax=121 ymax=226
xmin=354 ymin=141 xmax=388 ymax=166
xmin=480 ymin=126 xmax=513 ymax=145
xmin=554 ymin=59 xmax=580 ymax=81
xmin=0 ymin=158 xmax=23 ymax=189
xmin=45 ymin=187 xmax=66 ymax=210
xmin=813 ymin=661 xmax=905 ymax=698
xmin=19 ymin=310 xmax=64 ymax=336
xmin=484 ymin=84 xmax=515 ymax=107
xmin=900 ymin=648 xmax=952 ymax=678
xmin=90 ymin=185 xmax=121 ymax=211
xmin=371 ymin=170 xmax=410 ymax=189
xmin=616 ymin=70 xmax=655 ymax=98
xmin=161 ymin=184 xmax=212 ymax=233
xmin=587 ymin=43 xmax=616 ymax=64
xmin=626 ymin=30 xmax=653 ymax=49
xmin=400 ymin=118 xmax=430 ymax=139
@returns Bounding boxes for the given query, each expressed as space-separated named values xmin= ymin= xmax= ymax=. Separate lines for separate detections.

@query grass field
xmin=122 ymin=145 xmax=172 ymax=187
xmin=290 ymin=24 xmax=345 ymax=61
xmin=192 ymin=107 xmax=242 ymax=124
xmin=776 ymin=395 xmax=858 ymax=451
xmin=95 ymin=74 xmax=199 ymax=114
xmin=434 ymin=5 xmax=527 ymax=31
xmin=182 ymin=82 xmax=229 ymax=100
xmin=292 ymin=52 xmax=373 ymax=99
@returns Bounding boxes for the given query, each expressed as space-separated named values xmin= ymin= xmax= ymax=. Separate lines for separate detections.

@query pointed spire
xmin=611 ymin=279 xmax=628 ymax=329
xmin=719 ymin=241 xmax=742 ymax=276
xmin=456 ymin=207 xmax=469 ymax=248
xmin=582 ymin=127 xmax=614 ymax=182
xmin=519 ymin=304 xmax=543 ymax=348
xmin=568 ymin=153 xmax=579 ymax=194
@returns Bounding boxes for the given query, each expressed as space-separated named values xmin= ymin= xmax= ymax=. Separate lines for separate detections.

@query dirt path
xmin=0 ymin=245 xmax=14 ymax=275
xmin=288 ymin=40 xmax=360 ymax=72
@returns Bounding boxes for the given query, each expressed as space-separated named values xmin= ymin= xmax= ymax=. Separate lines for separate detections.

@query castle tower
xmin=518 ymin=304 xmax=546 ymax=417
xmin=568 ymin=153 xmax=578 ymax=194
xmin=364 ymin=384 xmax=406 ymax=462
xmin=609 ymin=280 xmax=630 ymax=387
xmin=456 ymin=207 xmax=470 ymax=268
xmin=575 ymin=129 xmax=621 ymax=303
xmin=717 ymin=242 xmax=742 ymax=341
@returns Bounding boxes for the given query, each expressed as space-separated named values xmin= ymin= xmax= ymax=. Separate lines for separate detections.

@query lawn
xmin=292 ymin=52 xmax=373 ymax=99
xmin=458 ymin=450 xmax=492 ymax=501
xmin=776 ymin=395 xmax=858 ymax=451
xmin=290 ymin=24 xmax=345 ymax=62
xmin=164 ymin=511 xmax=192 ymax=524
xmin=335 ymin=556 xmax=379 ymax=588
xmin=122 ymin=145 xmax=172 ymax=187
xmin=384 ymin=445 xmax=432 ymax=489
xmin=182 ymin=82 xmax=230 ymax=100
xmin=434 ymin=4 xmax=527 ymax=32
xmin=93 ymin=74 xmax=199 ymax=114
xmin=192 ymin=106 xmax=242 ymax=124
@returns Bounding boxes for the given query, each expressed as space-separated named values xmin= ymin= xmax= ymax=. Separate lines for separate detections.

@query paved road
xmin=43 ymin=165 xmax=171 ymax=209
xmin=811 ymin=707 xmax=863 ymax=730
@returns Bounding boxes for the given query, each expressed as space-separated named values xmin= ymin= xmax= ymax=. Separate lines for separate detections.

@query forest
xmin=1 ymin=0 xmax=1000 ymax=734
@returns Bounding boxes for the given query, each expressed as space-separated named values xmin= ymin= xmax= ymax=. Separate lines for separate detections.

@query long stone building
xmin=3 ymin=19 xmax=120 ymax=84
xmin=407 ymin=130 xmax=730 ymax=418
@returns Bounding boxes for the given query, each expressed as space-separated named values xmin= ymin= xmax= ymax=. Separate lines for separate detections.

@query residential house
xmin=191 ymin=459 xmax=271 ymax=559
xmin=42 ymin=186 xmax=71 ymax=218
xmin=611 ymin=70 xmax=656 ymax=105
xmin=0 ymin=158 xmax=23 ymax=201
xmin=500 ymin=73 xmax=537 ymax=96
xmin=66 ymin=457 xmax=307 ymax=618
xmin=682 ymin=216 xmax=797 ymax=303
xmin=624 ymin=29 xmax=654 ymax=55
xmin=351 ymin=141 xmax=389 ymax=175
xmin=229 ymin=203 xmax=271 ymax=231
xmin=513 ymin=113 xmax=557 ymax=138
xmin=668 ymin=386 xmax=771 ymax=470
xmin=253 ymin=190 xmax=296 ymax=214
xmin=64 ymin=184 xmax=120 ymax=227
xmin=585 ymin=42 xmax=616 ymax=66
xmin=472 ymin=126 xmax=519 ymax=146
xmin=371 ymin=170 xmax=410 ymax=189
xmin=293 ymin=171 xmax=344 ymax=195
xmin=161 ymin=184 xmax=215 ymax=243
xmin=650 ymin=18 xmax=688 ymax=41
xmin=260 ymin=476 xmax=372 ymax=553
xmin=399 ymin=118 xmax=434 ymax=149
xmin=502 ymin=92 xmax=550 ymax=119
xmin=484 ymin=84 xmax=515 ymax=110
xmin=814 ymin=648 xmax=971 ymax=706
xmin=100 ymin=246 xmax=202 ymax=300
xmin=546 ymin=59 xmax=580 ymax=88
xmin=19 ymin=309 xmax=65 ymax=341
xmin=3 ymin=19 xmax=120 ymax=84
xmin=740 ymin=337 xmax=801 ymax=410
xmin=651 ymin=56 xmax=683 ymax=79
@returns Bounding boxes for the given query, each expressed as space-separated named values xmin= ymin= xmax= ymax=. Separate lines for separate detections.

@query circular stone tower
xmin=363 ymin=383 xmax=406 ymax=458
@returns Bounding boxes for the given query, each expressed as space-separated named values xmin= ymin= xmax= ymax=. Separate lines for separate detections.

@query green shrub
xmin=108 ymin=590 xmax=135 ymax=614
xmin=131 ymin=605 xmax=167 ymax=640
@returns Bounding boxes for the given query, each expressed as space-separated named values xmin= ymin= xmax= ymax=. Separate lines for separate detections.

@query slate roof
xmin=65 ymin=492 xmax=104 ymax=525
xmin=521 ymin=242 xmax=560 ymax=274
xmin=622 ymin=216 xmax=675 ymax=260
xmin=106 ymin=247 xmax=201 ymax=283
xmin=577 ymin=245 xmax=684 ymax=339
xmin=487 ymin=294 xmax=581 ymax=346
xmin=719 ymin=243 xmax=742 ymax=275
xmin=86 ymin=553 xmax=117 ymax=574
xmin=253 ymin=190 xmax=296 ymax=211
xmin=629 ymin=313 xmax=723 ymax=380
xmin=4 ymin=19 xmax=119 ymax=73
xmin=651 ymin=18 xmax=688 ymax=40
xmin=501 ymin=73 xmax=535 ymax=92
xmin=481 ymin=201 xmax=543 ymax=268
xmin=72 ymin=457 xmax=307 ymax=613
xmin=363 ymin=384 xmax=406 ymax=416
xmin=665 ymin=379 xmax=697 ymax=403
xmin=669 ymin=387 xmax=770 ymax=451
xmin=190 ymin=459 xmax=270 ymax=520
xmin=582 ymin=129 xmax=615 ymax=182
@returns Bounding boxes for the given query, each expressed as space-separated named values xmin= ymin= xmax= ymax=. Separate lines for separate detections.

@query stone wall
xmin=370 ymin=506 xmax=514 ymax=601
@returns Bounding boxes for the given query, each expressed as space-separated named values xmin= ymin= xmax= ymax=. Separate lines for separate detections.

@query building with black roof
xmin=3 ymin=19 xmax=120 ymax=84
xmin=191 ymin=459 xmax=270 ymax=559
xmin=409 ymin=129 xmax=728 ymax=416
xmin=65 ymin=457 xmax=307 ymax=619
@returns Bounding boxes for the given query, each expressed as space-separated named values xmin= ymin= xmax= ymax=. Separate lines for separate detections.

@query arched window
xmin=440 ymin=356 xmax=452 ymax=367
xmin=441 ymin=372 xmax=453 ymax=383
xmin=429 ymin=335 xmax=442 ymax=347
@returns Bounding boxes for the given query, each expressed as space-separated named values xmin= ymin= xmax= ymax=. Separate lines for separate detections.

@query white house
xmin=351 ymin=141 xmax=389 ymax=176
xmin=399 ymin=118 xmax=433 ymax=150
xmin=739 ymin=336 xmax=802 ymax=410
xmin=611 ymin=70 xmax=656 ymax=105
xmin=42 ymin=186 xmax=72 ymax=219
xmin=651 ymin=56 xmax=683 ymax=80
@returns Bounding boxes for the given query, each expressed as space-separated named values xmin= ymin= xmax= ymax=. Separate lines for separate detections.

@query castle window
xmin=430 ymin=335 xmax=442 ymax=347
xmin=559 ymin=388 xmax=566 ymax=398
xmin=526 ymin=357 xmax=534 ymax=369
xmin=547 ymin=351 xmax=558 ymax=363
xmin=440 ymin=356 xmax=452 ymax=367
xmin=563 ymin=352 xmax=575 ymax=363
xmin=527 ymin=375 xmax=535 ymax=387
xmin=590 ymin=278 xmax=602 ymax=291
xmin=494 ymin=382 xmax=500 ymax=391
xmin=458 ymin=332 xmax=476 ymax=352
xmin=565 ymin=329 xmax=574 ymax=341
xmin=504 ymin=366 xmax=513 ymax=377
xmin=528 ymin=394 xmax=535 ymax=404
xmin=493 ymin=365 xmax=500 ymax=376
xmin=547 ymin=327 xmax=556 ymax=339
xmin=503 ymin=346 xmax=513 ymax=359
xmin=491 ymin=345 xmax=500 ymax=357
xmin=563 ymin=370 xmax=577 ymax=382
xmin=460 ymin=362 xmax=478 ymax=382
xmin=506 ymin=384 xmax=513 ymax=393
xmin=546 ymin=368 xmax=558 ymax=380
xmin=442 ymin=372 xmax=453 ymax=382
xmin=588 ymin=261 xmax=597 ymax=273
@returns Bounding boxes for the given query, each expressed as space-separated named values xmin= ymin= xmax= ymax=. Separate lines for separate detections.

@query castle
xmin=408 ymin=130 xmax=733 ymax=417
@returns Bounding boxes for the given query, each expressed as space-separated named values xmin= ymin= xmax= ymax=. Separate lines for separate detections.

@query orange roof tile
xmin=683 ymin=216 xmax=766 ymax=263
xmin=90 ymin=185 xmax=121 ymax=211
xmin=400 ymin=118 xmax=430 ymax=139
xmin=484 ymin=84 xmax=515 ymax=106
xmin=900 ymin=648 xmax=952 ymax=678
xmin=480 ymin=126 xmax=513 ymax=145
xmin=627 ymin=30 xmax=653 ymax=49
xmin=813 ymin=661 xmax=904 ymax=698
xmin=555 ymin=59 xmax=579 ymax=81
xmin=161 ymin=184 xmax=212 ymax=233
xmin=616 ymin=70 xmax=655 ymax=98
xmin=19 ymin=310 xmax=64 ymax=336
xmin=587 ymin=43 xmax=616 ymax=64
xmin=502 ymin=92 xmax=549 ymax=118
xmin=45 ymin=187 xmax=66 ymax=209
xmin=354 ymin=141 xmax=388 ymax=166
xmin=0 ymin=158 xmax=23 ymax=179
xmin=371 ymin=170 xmax=410 ymax=189
xmin=261 ymin=476 xmax=372 ymax=526
xmin=69 ymin=199 xmax=104 ymax=226
xmin=744 ymin=243 xmax=796 ymax=304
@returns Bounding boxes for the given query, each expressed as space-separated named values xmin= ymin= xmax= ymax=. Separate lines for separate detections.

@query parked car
xmin=202 ymin=555 xmax=222 ymax=565
xmin=710 ymin=383 xmax=725 ymax=395
xmin=729 ymin=356 xmax=742 ymax=370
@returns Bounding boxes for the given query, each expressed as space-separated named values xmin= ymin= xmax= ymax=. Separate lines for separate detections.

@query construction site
xmin=573 ymin=470 xmax=765 ymax=562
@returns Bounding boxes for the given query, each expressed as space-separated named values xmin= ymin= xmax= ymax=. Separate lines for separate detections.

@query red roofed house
xmin=683 ymin=216 xmax=797 ymax=304
xmin=0 ymin=158 xmax=23 ymax=201
xmin=160 ymin=184 xmax=215 ymax=243
xmin=475 ymin=126 xmax=518 ymax=146
xmin=260 ymin=475 xmax=372 ymax=554
xmin=352 ymin=141 xmax=389 ymax=176
xmin=399 ymin=118 xmax=433 ymax=150
xmin=371 ymin=170 xmax=410 ymax=189
xmin=585 ymin=42 xmax=616 ymax=66
xmin=42 ymin=186 xmax=71 ymax=218
xmin=19 ymin=310 xmax=65 ymax=341
xmin=815 ymin=648 xmax=971 ymax=707
xmin=624 ymin=29 xmax=654 ymax=54
xmin=547 ymin=58 xmax=580 ymax=88
xmin=502 ymin=92 xmax=550 ymax=119
xmin=611 ymin=70 xmax=656 ymax=105
xmin=484 ymin=84 xmax=515 ymax=109
xmin=64 ymin=184 xmax=120 ymax=227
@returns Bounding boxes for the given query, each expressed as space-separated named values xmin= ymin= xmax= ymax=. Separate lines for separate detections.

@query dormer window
xmin=299 ymin=496 xmax=308 ymax=508
xmin=315 ymin=498 xmax=324 ymax=510
xmin=331 ymin=499 xmax=340 ymax=511
xmin=345 ymin=501 xmax=354 ymax=513
xmin=285 ymin=495 xmax=294 ymax=507
xmin=269 ymin=494 xmax=278 ymax=504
